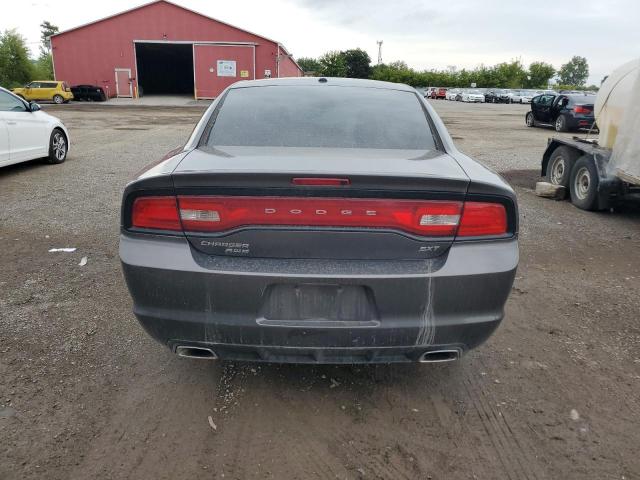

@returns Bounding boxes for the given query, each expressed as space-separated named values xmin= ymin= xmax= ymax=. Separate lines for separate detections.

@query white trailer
xmin=541 ymin=58 xmax=640 ymax=210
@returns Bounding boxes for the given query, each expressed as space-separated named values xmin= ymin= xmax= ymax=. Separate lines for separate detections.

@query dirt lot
xmin=1 ymin=100 xmax=639 ymax=480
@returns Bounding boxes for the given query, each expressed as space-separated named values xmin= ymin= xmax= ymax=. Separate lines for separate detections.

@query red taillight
xmin=131 ymin=196 xmax=181 ymax=231
xmin=177 ymin=196 xmax=464 ymax=236
xmin=292 ymin=178 xmax=350 ymax=186
xmin=457 ymin=202 xmax=507 ymax=237
xmin=573 ymin=105 xmax=591 ymax=114
xmin=129 ymin=195 xmax=509 ymax=238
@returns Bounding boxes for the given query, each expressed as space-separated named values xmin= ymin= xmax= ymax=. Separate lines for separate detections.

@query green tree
xmin=318 ymin=50 xmax=347 ymax=77
xmin=493 ymin=60 xmax=527 ymax=88
xmin=558 ymin=56 xmax=589 ymax=86
xmin=526 ymin=61 xmax=556 ymax=88
xmin=33 ymin=55 xmax=54 ymax=79
xmin=39 ymin=20 xmax=58 ymax=55
xmin=0 ymin=29 xmax=34 ymax=88
xmin=35 ymin=21 xmax=59 ymax=80
xmin=341 ymin=48 xmax=371 ymax=79
xmin=296 ymin=57 xmax=321 ymax=74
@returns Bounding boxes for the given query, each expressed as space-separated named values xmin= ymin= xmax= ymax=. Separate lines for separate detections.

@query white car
xmin=520 ymin=93 xmax=536 ymax=104
xmin=446 ymin=89 xmax=460 ymax=100
xmin=461 ymin=90 xmax=485 ymax=103
xmin=510 ymin=90 xmax=525 ymax=103
xmin=0 ymin=87 xmax=70 ymax=168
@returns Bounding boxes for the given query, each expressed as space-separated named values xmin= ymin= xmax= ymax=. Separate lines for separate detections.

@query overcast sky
xmin=3 ymin=0 xmax=639 ymax=84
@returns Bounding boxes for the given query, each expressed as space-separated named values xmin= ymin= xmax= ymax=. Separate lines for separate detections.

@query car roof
xmin=1 ymin=86 xmax=21 ymax=95
xmin=228 ymin=77 xmax=416 ymax=92
xmin=0 ymin=87 xmax=29 ymax=103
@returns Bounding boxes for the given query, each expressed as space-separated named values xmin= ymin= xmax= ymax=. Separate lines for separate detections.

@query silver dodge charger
xmin=120 ymin=77 xmax=518 ymax=364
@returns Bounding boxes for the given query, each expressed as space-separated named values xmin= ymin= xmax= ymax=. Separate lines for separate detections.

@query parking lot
xmin=1 ymin=100 xmax=639 ymax=479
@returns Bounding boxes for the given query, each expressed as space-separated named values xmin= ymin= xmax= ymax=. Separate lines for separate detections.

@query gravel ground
xmin=1 ymin=100 xmax=639 ymax=480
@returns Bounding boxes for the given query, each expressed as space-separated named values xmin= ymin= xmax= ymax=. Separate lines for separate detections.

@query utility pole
xmin=376 ymin=40 xmax=383 ymax=65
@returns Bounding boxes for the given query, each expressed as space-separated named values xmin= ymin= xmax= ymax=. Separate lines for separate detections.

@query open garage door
xmin=135 ymin=42 xmax=194 ymax=96
xmin=194 ymin=44 xmax=255 ymax=99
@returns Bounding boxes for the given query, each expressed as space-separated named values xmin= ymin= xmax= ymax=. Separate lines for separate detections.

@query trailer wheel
xmin=547 ymin=146 xmax=579 ymax=187
xmin=569 ymin=156 xmax=600 ymax=211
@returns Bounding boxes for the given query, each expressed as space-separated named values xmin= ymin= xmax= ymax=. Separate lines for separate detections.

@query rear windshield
xmin=205 ymin=85 xmax=437 ymax=150
xmin=566 ymin=95 xmax=594 ymax=105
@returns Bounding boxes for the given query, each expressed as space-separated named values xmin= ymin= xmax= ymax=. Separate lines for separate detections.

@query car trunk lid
xmin=170 ymin=146 xmax=471 ymax=260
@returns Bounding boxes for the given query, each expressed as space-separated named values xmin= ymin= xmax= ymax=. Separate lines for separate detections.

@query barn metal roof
xmin=50 ymin=0 xmax=296 ymax=60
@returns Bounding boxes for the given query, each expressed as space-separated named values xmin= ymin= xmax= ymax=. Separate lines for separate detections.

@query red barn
xmin=50 ymin=0 xmax=302 ymax=99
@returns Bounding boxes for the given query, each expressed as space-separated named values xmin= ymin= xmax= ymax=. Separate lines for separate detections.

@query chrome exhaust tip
xmin=175 ymin=345 xmax=218 ymax=360
xmin=419 ymin=349 xmax=460 ymax=363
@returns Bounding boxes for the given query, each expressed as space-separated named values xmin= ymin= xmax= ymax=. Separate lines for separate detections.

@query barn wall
xmin=279 ymin=55 xmax=303 ymax=78
xmin=51 ymin=1 xmax=301 ymax=98
xmin=194 ymin=44 xmax=255 ymax=99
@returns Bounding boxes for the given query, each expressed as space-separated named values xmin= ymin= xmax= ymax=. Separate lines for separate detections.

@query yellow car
xmin=12 ymin=81 xmax=74 ymax=104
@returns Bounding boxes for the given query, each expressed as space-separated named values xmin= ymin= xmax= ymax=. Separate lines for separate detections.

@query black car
xmin=484 ymin=89 xmax=511 ymax=104
xmin=526 ymin=94 xmax=595 ymax=132
xmin=70 ymin=85 xmax=107 ymax=102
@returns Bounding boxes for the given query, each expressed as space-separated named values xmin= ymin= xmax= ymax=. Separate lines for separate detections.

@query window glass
xmin=539 ymin=95 xmax=554 ymax=106
xmin=206 ymin=86 xmax=438 ymax=150
xmin=0 ymin=91 xmax=27 ymax=112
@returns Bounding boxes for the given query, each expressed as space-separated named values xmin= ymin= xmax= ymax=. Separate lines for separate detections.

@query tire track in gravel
xmin=68 ymin=356 xmax=223 ymax=480
xmin=461 ymin=360 xmax=546 ymax=480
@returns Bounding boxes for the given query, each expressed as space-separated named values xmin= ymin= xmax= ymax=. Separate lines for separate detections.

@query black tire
xmin=525 ymin=111 xmax=535 ymax=127
xmin=47 ymin=129 xmax=68 ymax=164
xmin=546 ymin=146 xmax=579 ymax=187
xmin=569 ymin=156 xmax=600 ymax=211
xmin=554 ymin=115 xmax=568 ymax=132
xmin=53 ymin=94 xmax=64 ymax=104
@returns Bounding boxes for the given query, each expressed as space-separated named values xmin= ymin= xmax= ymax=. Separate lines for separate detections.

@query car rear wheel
xmin=47 ymin=129 xmax=68 ymax=164
xmin=569 ymin=156 xmax=599 ymax=210
xmin=53 ymin=94 xmax=64 ymax=104
xmin=525 ymin=112 xmax=535 ymax=127
xmin=547 ymin=146 xmax=579 ymax=187
xmin=555 ymin=115 xmax=568 ymax=132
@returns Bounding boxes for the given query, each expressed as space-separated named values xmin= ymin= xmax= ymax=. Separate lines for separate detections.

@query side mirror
xmin=29 ymin=101 xmax=41 ymax=112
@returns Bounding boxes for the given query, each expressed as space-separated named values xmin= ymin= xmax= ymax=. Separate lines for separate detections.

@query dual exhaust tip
xmin=418 ymin=349 xmax=460 ymax=363
xmin=175 ymin=345 xmax=218 ymax=360
xmin=174 ymin=346 xmax=460 ymax=363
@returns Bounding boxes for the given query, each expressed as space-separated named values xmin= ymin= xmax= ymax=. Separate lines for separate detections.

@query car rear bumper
xmin=120 ymin=234 xmax=518 ymax=363
xmin=569 ymin=116 xmax=595 ymax=129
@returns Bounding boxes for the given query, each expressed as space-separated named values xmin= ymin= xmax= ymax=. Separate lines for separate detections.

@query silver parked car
xmin=119 ymin=77 xmax=519 ymax=364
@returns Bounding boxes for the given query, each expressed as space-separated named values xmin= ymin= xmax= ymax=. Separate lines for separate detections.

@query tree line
xmin=297 ymin=49 xmax=595 ymax=90
xmin=0 ymin=22 xmax=58 ymax=88
xmin=1 ymin=23 xmax=594 ymax=91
